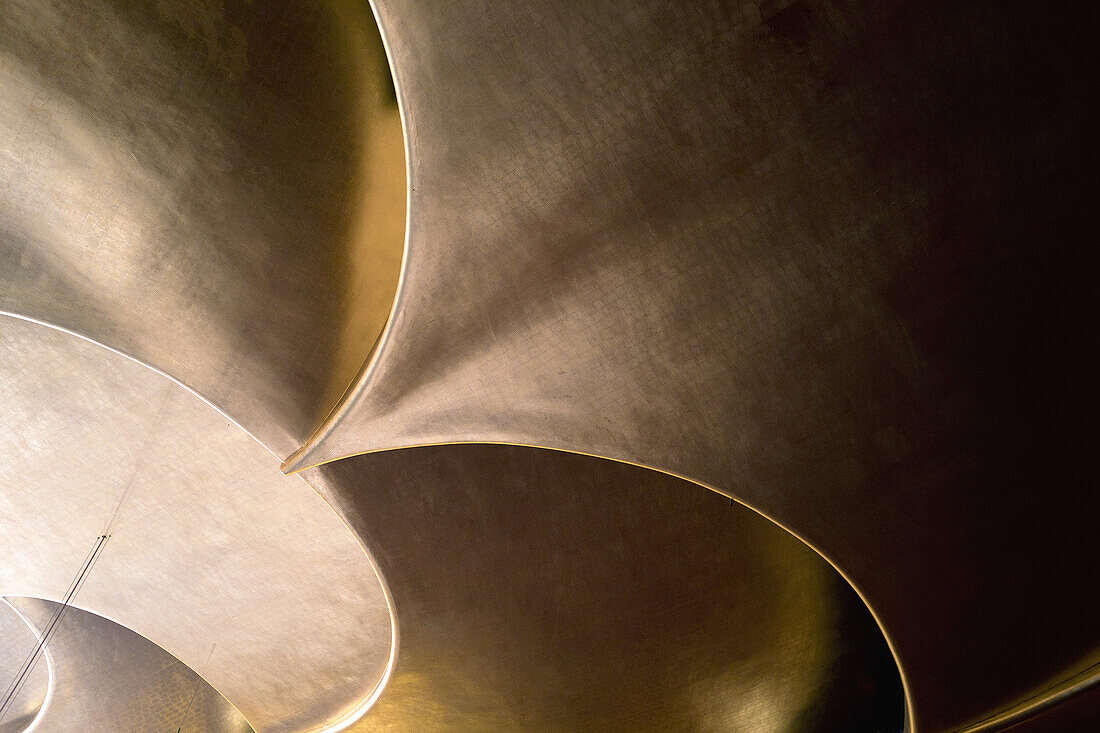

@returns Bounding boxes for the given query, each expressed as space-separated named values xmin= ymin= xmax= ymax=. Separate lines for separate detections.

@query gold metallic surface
xmin=0 ymin=316 xmax=393 ymax=733
xmin=0 ymin=0 xmax=406 ymax=457
xmin=1 ymin=0 xmax=1095 ymax=730
xmin=4 ymin=596 xmax=253 ymax=732
xmin=953 ymin=654 xmax=1100 ymax=733
xmin=288 ymin=1 xmax=1096 ymax=729
xmin=996 ymin=679 xmax=1100 ymax=732
xmin=306 ymin=444 xmax=902 ymax=732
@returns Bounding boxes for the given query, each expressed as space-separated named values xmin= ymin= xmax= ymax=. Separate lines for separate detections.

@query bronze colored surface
xmin=287 ymin=1 xmax=1095 ymax=730
xmin=4 ymin=596 xmax=253 ymax=733
xmin=999 ymin=680 xmax=1100 ymax=733
xmin=306 ymin=444 xmax=903 ymax=732
xmin=963 ymin=670 xmax=1100 ymax=733
xmin=0 ymin=316 xmax=393 ymax=733
xmin=0 ymin=0 xmax=1095 ymax=730
xmin=0 ymin=0 xmax=406 ymax=457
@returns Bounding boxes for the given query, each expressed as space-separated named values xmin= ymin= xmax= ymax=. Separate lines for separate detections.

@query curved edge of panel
xmin=50 ymin=558 xmax=401 ymax=733
xmin=73 ymin=557 xmax=401 ymax=733
xmin=3 ymin=595 xmax=253 ymax=733
xmin=268 ymin=42 xmax=904 ymax=733
xmin=281 ymin=0 xmax=415 ymax=477
xmin=252 ymin=1 xmax=1089 ymax=728
xmin=290 ymin=438 xmax=915 ymax=732
xmin=0 ymin=312 xmax=401 ymax=733
xmin=0 ymin=0 xmax=409 ymax=458
xmin=0 ymin=309 xmax=284 ymax=463
xmin=304 ymin=442 xmax=910 ymax=730
xmin=270 ymin=6 xmax=914 ymax=722
xmin=305 ymin=0 xmax=411 ymax=449
xmin=0 ymin=598 xmax=53 ymax=733
xmin=954 ymin=657 xmax=1100 ymax=733
xmin=294 ymin=437 xmax=1100 ymax=733
xmin=298 ymin=546 xmax=401 ymax=733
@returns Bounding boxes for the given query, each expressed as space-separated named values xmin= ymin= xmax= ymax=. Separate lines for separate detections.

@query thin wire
xmin=11 ymin=536 xmax=110 ymax=698
xmin=175 ymin=643 xmax=216 ymax=733
xmin=0 ymin=538 xmax=98 ymax=719
xmin=0 ymin=365 xmax=172 ymax=724
xmin=0 ymin=534 xmax=110 ymax=722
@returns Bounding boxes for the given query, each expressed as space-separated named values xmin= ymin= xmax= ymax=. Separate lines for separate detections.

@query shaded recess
xmin=3 ymin=596 xmax=253 ymax=732
xmin=304 ymin=444 xmax=905 ymax=731
xmin=0 ymin=0 xmax=407 ymax=457
xmin=0 ymin=316 xmax=393 ymax=733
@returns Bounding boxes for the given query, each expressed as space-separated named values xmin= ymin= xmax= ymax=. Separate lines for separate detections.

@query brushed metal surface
xmin=0 ymin=316 xmax=393 ymax=733
xmin=285 ymin=1 xmax=1096 ymax=729
xmin=306 ymin=444 xmax=903 ymax=732
xmin=4 ymin=596 xmax=253 ymax=733
xmin=0 ymin=0 xmax=406 ymax=457
xmin=955 ymin=657 xmax=1100 ymax=733
xmin=996 ymin=679 xmax=1100 ymax=733
xmin=0 ymin=602 xmax=48 ymax=733
xmin=1 ymin=0 xmax=1095 ymax=730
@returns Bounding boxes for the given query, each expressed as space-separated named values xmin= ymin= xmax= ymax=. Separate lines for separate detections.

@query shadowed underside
xmin=306 ymin=444 xmax=904 ymax=732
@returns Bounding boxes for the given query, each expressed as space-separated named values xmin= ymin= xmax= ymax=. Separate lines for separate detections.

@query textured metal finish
xmin=306 ymin=444 xmax=903 ymax=732
xmin=955 ymin=664 xmax=1100 ymax=733
xmin=283 ymin=1 xmax=1094 ymax=730
xmin=1 ymin=0 xmax=1095 ymax=730
xmin=0 ymin=602 xmax=48 ymax=733
xmin=0 ymin=0 xmax=406 ymax=456
xmin=4 ymin=596 xmax=253 ymax=733
xmin=0 ymin=316 xmax=393 ymax=733
xmin=996 ymin=680 xmax=1100 ymax=733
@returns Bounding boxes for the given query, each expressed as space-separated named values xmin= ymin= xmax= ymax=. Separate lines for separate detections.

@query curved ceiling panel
xmin=304 ymin=444 xmax=904 ymax=731
xmin=0 ymin=0 xmax=1093 ymax=730
xmin=3 ymin=596 xmax=252 ymax=732
xmin=0 ymin=601 xmax=49 ymax=733
xmin=996 ymin=681 xmax=1100 ymax=733
xmin=0 ymin=316 xmax=393 ymax=732
xmin=0 ymin=0 xmax=406 ymax=457
xmin=285 ymin=1 xmax=1097 ymax=729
